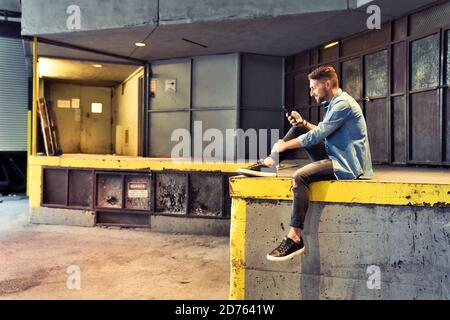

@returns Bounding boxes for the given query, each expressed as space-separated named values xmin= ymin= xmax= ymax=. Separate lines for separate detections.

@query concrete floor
xmin=0 ymin=197 xmax=230 ymax=300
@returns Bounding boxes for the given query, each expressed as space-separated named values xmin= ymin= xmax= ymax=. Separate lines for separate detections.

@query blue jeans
xmin=269 ymin=126 xmax=336 ymax=230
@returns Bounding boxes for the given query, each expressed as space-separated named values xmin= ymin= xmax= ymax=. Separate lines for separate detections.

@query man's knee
xmin=292 ymin=171 xmax=308 ymax=188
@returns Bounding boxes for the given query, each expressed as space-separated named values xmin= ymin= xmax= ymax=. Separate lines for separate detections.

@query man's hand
xmin=287 ymin=111 xmax=303 ymax=127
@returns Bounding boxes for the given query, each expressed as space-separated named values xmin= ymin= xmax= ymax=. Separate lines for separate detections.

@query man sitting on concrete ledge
xmin=237 ymin=66 xmax=373 ymax=261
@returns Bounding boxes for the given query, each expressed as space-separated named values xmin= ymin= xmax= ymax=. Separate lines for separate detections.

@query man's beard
xmin=315 ymin=95 xmax=325 ymax=104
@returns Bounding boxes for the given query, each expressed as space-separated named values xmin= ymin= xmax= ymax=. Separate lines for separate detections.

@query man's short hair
xmin=308 ymin=66 xmax=339 ymax=88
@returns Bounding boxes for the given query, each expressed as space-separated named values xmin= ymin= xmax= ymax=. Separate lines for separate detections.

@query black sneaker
xmin=237 ymin=160 xmax=277 ymax=177
xmin=266 ymin=236 xmax=305 ymax=262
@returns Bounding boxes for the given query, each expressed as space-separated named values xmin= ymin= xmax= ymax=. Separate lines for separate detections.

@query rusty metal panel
xmin=42 ymin=168 xmax=67 ymax=205
xmin=189 ymin=173 xmax=223 ymax=216
xmin=410 ymin=91 xmax=440 ymax=162
xmin=364 ymin=50 xmax=388 ymax=98
xmin=155 ymin=172 xmax=187 ymax=214
xmin=68 ymin=169 xmax=93 ymax=208
xmin=125 ymin=174 xmax=151 ymax=211
xmin=392 ymin=42 xmax=406 ymax=94
xmin=365 ymin=98 xmax=389 ymax=163
xmin=96 ymin=211 xmax=150 ymax=228
xmin=392 ymin=96 xmax=407 ymax=164
xmin=411 ymin=34 xmax=439 ymax=91
xmin=96 ymin=173 xmax=123 ymax=209
xmin=342 ymin=58 xmax=362 ymax=100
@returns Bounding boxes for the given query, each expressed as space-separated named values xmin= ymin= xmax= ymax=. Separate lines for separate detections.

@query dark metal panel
xmin=310 ymin=49 xmax=319 ymax=66
xmin=409 ymin=1 xmax=450 ymax=36
xmin=319 ymin=44 xmax=339 ymax=64
xmin=341 ymin=25 xmax=390 ymax=57
xmin=410 ymin=91 xmax=440 ymax=163
xmin=68 ymin=169 xmax=93 ymax=208
xmin=96 ymin=173 xmax=123 ymax=209
xmin=285 ymin=75 xmax=294 ymax=107
xmin=445 ymin=88 xmax=450 ymax=162
xmin=392 ymin=42 xmax=406 ymax=94
xmin=155 ymin=172 xmax=188 ymax=214
xmin=294 ymin=51 xmax=309 ymax=70
xmin=189 ymin=173 xmax=223 ymax=217
xmin=392 ymin=96 xmax=407 ymax=164
xmin=365 ymin=99 xmax=389 ymax=163
xmin=393 ymin=16 xmax=408 ymax=41
xmin=294 ymin=73 xmax=309 ymax=107
xmin=96 ymin=211 xmax=150 ymax=228
xmin=42 ymin=168 xmax=68 ymax=206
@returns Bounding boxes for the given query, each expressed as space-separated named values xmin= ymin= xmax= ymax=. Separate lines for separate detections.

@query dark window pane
xmin=411 ymin=35 xmax=439 ymax=90
xmin=342 ymin=58 xmax=361 ymax=99
xmin=365 ymin=50 xmax=388 ymax=97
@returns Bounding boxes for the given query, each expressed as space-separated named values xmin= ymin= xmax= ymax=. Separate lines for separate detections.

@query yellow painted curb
xmin=229 ymin=176 xmax=450 ymax=207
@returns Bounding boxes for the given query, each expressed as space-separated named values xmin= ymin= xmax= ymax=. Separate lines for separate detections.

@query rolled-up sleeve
xmin=298 ymin=101 xmax=352 ymax=148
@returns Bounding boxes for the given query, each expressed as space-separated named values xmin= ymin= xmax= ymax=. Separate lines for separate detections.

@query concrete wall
xmin=244 ymin=200 xmax=450 ymax=299
xmin=21 ymin=0 xmax=158 ymax=35
xmin=21 ymin=0 xmax=349 ymax=35
xmin=112 ymin=69 xmax=143 ymax=156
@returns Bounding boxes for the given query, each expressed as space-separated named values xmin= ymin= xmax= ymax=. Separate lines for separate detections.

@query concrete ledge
xmin=151 ymin=215 xmax=230 ymax=236
xmin=229 ymin=176 xmax=450 ymax=207
xmin=29 ymin=207 xmax=95 ymax=227
xmin=230 ymin=199 xmax=450 ymax=300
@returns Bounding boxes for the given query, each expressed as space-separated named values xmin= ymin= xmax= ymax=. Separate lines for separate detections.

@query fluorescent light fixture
xmin=92 ymin=64 xmax=103 ymax=68
xmin=135 ymin=42 xmax=146 ymax=47
xmin=324 ymin=41 xmax=339 ymax=49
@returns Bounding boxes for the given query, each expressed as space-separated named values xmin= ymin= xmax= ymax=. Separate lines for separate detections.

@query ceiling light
xmin=92 ymin=64 xmax=103 ymax=68
xmin=135 ymin=42 xmax=146 ymax=47
xmin=324 ymin=41 xmax=339 ymax=49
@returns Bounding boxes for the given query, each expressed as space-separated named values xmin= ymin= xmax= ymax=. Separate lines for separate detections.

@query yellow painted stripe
xmin=32 ymin=37 xmax=38 ymax=156
xmin=29 ymin=165 xmax=42 ymax=208
xmin=28 ymin=156 xmax=245 ymax=173
xmin=26 ymin=110 xmax=31 ymax=196
xmin=230 ymin=177 xmax=450 ymax=207
xmin=229 ymin=198 xmax=246 ymax=300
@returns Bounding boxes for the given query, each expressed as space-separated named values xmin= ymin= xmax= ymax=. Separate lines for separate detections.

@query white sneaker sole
xmin=237 ymin=168 xmax=277 ymax=177
xmin=266 ymin=247 xmax=305 ymax=262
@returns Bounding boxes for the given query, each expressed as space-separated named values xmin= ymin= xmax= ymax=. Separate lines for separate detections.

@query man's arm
xmin=297 ymin=101 xmax=352 ymax=148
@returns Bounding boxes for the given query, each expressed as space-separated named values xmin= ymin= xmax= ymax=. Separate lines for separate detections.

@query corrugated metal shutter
xmin=0 ymin=36 xmax=28 ymax=152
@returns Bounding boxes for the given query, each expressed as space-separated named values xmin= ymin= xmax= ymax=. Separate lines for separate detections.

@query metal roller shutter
xmin=0 ymin=36 xmax=28 ymax=151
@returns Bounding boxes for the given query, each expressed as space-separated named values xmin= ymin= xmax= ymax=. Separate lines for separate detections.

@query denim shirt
xmin=297 ymin=89 xmax=373 ymax=180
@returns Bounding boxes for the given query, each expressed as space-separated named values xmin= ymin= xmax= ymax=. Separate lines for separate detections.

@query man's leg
xmin=265 ymin=125 xmax=328 ymax=167
xmin=289 ymin=159 xmax=336 ymax=239
xmin=267 ymin=159 xmax=336 ymax=261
